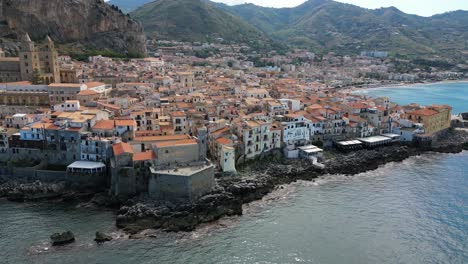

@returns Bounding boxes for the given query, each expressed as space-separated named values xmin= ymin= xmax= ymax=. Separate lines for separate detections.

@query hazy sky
xmin=212 ymin=0 xmax=468 ymax=16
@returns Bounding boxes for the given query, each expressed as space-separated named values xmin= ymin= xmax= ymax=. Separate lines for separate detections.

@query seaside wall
xmin=0 ymin=166 xmax=106 ymax=190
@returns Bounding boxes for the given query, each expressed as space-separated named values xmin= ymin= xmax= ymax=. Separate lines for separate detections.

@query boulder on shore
xmin=95 ymin=232 xmax=113 ymax=243
xmin=50 ymin=231 xmax=75 ymax=246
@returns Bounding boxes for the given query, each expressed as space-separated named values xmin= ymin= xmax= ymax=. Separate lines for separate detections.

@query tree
xmin=31 ymin=69 xmax=44 ymax=85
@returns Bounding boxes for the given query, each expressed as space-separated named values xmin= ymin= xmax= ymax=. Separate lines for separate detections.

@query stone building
xmin=176 ymin=72 xmax=194 ymax=88
xmin=48 ymin=83 xmax=86 ymax=104
xmin=405 ymin=105 xmax=452 ymax=134
xmin=110 ymin=127 xmax=214 ymax=203
xmin=0 ymin=82 xmax=49 ymax=106
xmin=19 ymin=35 xmax=60 ymax=84
xmin=0 ymin=35 xmax=61 ymax=84
xmin=60 ymin=67 xmax=81 ymax=83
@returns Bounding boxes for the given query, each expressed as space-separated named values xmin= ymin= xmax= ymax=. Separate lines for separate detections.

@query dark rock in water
xmin=6 ymin=192 xmax=25 ymax=202
xmin=50 ymin=231 xmax=75 ymax=246
xmin=91 ymin=193 xmax=122 ymax=209
xmin=95 ymin=232 xmax=113 ymax=243
xmin=129 ymin=233 xmax=145 ymax=240
xmin=113 ymin=131 xmax=468 ymax=234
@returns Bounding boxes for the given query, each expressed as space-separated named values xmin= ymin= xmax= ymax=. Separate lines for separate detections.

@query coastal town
xmin=0 ymin=35 xmax=467 ymax=238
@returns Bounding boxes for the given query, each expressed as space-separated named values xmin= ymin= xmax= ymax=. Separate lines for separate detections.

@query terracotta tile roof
xmin=97 ymin=102 xmax=121 ymax=111
xmin=408 ymin=109 xmax=439 ymax=116
xmin=349 ymin=103 xmax=368 ymax=109
xmin=93 ymin=120 xmax=115 ymax=130
xmin=112 ymin=142 xmax=133 ymax=156
xmin=48 ymin=83 xmax=82 ymax=88
xmin=134 ymin=135 xmax=190 ymax=142
xmin=154 ymin=139 xmax=197 ymax=148
xmin=2 ymin=81 xmax=30 ymax=85
xmin=86 ymin=82 xmax=106 ymax=88
xmin=135 ymin=130 xmax=162 ymax=137
xmin=215 ymin=137 xmax=232 ymax=145
xmin=78 ymin=89 xmax=98 ymax=95
xmin=211 ymin=127 xmax=230 ymax=135
xmin=133 ymin=151 xmax=156 ymax=162
xmin=284 ymin=113 xmax=303 ymax=119
xmin=376 ymin=106 xmax=386 ymax=112
xmin=170 ymin=111 xmax=186 ymax=117
xmin=115 ymin=120 xmax=135 ymax=126
xmin=31 ymin=122 xmax=52 ymax=129
xmin=45 ymin=125 xmax=60 ymax=130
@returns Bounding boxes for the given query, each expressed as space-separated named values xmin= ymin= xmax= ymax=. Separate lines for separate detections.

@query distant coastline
xmin=343 ymin=79 xmax=468 ymax=93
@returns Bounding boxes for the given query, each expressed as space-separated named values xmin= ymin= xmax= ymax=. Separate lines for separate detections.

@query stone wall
xmin=155 ymin=143 xmax=199 ymax=167
xmin=110 ymin=166 xmax=136 ymax=197
xmin=148 ymin=165 xmax=214 ymax=204
xmin=189 ymin=165 xmax=215 ymax=201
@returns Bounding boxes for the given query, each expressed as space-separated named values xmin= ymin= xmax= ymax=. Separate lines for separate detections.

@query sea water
xmin=353 ymin=81 xmax=468 ymax=114
xmin=0 ymin=151 xmax=466 ymax=264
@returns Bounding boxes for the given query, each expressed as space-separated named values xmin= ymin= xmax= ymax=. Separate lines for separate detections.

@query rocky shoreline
xmin=116 ymin=130 xmax=468 ymax=234
xmin=2 ymin=130 xmax=467 ymax=236
xmin=0 ymin=178 xmax=121 ymax=208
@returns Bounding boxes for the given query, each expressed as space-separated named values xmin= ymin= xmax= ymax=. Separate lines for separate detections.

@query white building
xmin=54 ymin=100 xmax=80 ymax=112
xmin=281 ymin=114 xmax=311 ymax=146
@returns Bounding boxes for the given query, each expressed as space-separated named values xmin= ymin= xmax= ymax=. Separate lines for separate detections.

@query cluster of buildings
xmin=0 ymin=37 xmax=455 ymax=204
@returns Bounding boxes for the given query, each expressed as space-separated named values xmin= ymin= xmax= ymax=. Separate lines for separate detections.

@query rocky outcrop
xmin=116 ymin=131 xmax=468 ymax=234
xmin=323 ymin=145 xmax=418 ymax=175
xmin=0 ymin=180 xmax=122 ymax=206
xmin=432 ymin=129 xmax=468 ymax=153
xmin=0 ymin=0 xmax=146 ymax=55
xmin=116 ymin=190 xmax=243 ymax=233
xmin=95 ymin=232 xmax=113 ymax=243
xmin=0 ymin=181 xmax=66 ymax=202
xmin=50 ymin=231 xmax=75 ymax=246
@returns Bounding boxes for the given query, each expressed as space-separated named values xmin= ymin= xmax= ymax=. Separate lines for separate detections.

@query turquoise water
xmin=1 ymin=151 xmax=467 ymax=263
xmin=353 ymin=82 xmax=468 ymax=114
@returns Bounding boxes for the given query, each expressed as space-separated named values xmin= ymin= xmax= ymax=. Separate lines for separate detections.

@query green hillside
xmin=130 ymin=0 xmax=270 ymax=45
xmin=218 ymin=0 xmax=468 ymax=58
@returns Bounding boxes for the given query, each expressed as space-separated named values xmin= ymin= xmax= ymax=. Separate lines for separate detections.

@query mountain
xmin=107 ymin=0 xmax=152 ymax=13
xmin=218 ymin=0 xmax=468 ymax=58
xmin=130 ymin=0 xmax=270 ymax=45
xmin=0 ymin=0 xmax=146 ymax=56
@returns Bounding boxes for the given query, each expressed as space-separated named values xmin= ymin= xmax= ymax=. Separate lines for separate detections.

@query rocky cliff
xmin=0 ymin=0 xmax=146 ymax=56
xmin=116 ymin=130 xmax=468 ymax=233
